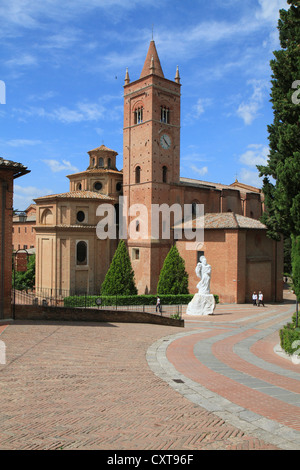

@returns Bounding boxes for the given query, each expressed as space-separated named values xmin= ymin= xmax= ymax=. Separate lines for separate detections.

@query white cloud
xmin=13 ymin=184 xmax=53 ymax=210
xmin=43 ymin=159 xmax=79 ymax=173
xmin=5 ymin=53 xmax=37 ymax=67
xmin=237 ymin=80 xmax=268 ymax=125
xmin=190 ymin=165 xmax=208 ymax=177
xmin=0 ymin=0 xmax=157 ymax=31
xmin=238 ymin=143 xmax=269 ymax=188
xmin=184 ymin=98 xmax=212 ymax=125
xmin=238 ymin=168 xmax=263 ymax=188
xmin=194 ymin=98 xmax=212 ymax=118
xmin=239 ymin=144 xmax=269 ymax=167
xmin=13 ymin=100 xmax=107 ymax=124
xmin=256 ymin=0 xmax=287 ymax=24
xmin=3 ymin=138 xmax=42 ymax=147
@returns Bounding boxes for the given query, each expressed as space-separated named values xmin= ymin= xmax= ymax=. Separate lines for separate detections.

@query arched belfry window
xmin=160 ymin=106 xmax=170 ymax=124
xmin=162 ymin=166 xmax=167 ymax=183
xmin=134 ymin=107 xmax=143 ymax=124
xmin=99 ymin=157 xmax=104 ymax=168
xmin=135 ymin=166 xmax=141 ymax=184
xmin=76 ymin=241 xmax=87 ymax=265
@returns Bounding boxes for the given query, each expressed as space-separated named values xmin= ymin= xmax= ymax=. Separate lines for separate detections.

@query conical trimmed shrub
xmin=157 ymin=245 xmax=189 ymax=295
xmin=101 ymin=240 xmax=138 ymax=295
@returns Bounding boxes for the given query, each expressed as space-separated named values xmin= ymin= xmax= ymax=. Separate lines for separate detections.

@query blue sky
xmin=0 ymin=0 xmax=288 ymax=210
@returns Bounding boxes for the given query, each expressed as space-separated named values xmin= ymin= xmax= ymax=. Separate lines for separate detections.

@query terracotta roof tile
xmin=173 ymin=212 xmax=266 ymax=230
xmin=34 ymin=190 xmax=115 ymax=201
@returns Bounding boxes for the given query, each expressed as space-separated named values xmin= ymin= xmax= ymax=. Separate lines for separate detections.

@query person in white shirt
xmin=252 ymin=292 xmax=258 ymax=306
xmin=258 ymin=291 xmax=264 ymax=307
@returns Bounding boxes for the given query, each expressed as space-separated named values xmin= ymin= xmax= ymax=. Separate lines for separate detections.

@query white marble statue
xmin=196 ymin=256 xmax=211 ymax=295
xmin=186 ymin=256 xmax=215 ymax=316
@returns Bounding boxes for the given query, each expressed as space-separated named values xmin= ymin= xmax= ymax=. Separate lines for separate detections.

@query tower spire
xmin=124 ymin=67 xmax=130 ymax=85
xmin=140 ymin=40 xmax=164 ymax=79
xmin=175 ymin=65 xmax=180 ymax=84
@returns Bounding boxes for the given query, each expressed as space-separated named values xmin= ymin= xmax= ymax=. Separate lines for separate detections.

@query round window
xmin=77 ymin=211 xmax=85 ymax=222
xmin=94 ymin=182 xmax=102 ymax=191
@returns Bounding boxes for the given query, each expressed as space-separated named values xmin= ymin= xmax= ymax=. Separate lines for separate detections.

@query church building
xmin=34 ymin=40 xmax=283 ymax=304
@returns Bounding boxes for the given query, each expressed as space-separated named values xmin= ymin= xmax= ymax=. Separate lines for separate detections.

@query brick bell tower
xmin=123 ymin=40 xmax=181 ymax=294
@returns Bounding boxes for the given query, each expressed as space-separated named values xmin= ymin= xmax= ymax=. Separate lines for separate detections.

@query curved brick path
xmin=149 ymin=294 xmax=300 ymax=450
xmin=0 ymin=292 xmax=299 ymax=450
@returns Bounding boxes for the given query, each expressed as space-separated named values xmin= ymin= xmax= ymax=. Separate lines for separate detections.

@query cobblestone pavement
xmin=0 ymin=291 xmax=299 ymax=450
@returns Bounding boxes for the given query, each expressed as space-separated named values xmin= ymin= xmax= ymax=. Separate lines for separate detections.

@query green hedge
xmin=64 ymin=293 xmax=220 ymax=308
xmin=279 ymin=312 xmax=300 ymax=356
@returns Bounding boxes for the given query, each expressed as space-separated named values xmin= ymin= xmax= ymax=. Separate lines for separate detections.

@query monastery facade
xmin=34 ymin=40 xmax=283 ymax=304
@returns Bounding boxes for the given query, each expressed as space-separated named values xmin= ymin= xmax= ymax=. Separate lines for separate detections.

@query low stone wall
xmin=14 ymin=304 xmax=184 ymax=327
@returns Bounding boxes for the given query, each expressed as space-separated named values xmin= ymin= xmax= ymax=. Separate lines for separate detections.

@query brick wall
xmin=0 ymin=170 xmax=14 ymax=319
xmin=14 ymin=304 xmax=184 ymax=327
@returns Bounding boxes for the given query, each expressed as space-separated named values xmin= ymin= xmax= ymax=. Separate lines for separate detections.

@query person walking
xmin=258 ymin=291 xmax=264 ymax=307
xmin=156 ymin=296 xmax=162 ymax=313
xmin=252 ymin=291 xmax=257 ymax=306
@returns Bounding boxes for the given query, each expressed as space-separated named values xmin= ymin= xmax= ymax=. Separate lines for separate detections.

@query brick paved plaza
xmin=0 ymin=290 xmax=299 ymax=451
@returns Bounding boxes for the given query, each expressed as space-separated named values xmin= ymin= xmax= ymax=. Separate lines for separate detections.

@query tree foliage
xmin=12 ymin=254 xmax=35 ymax=290
xmin=292 ymin=235 xmax=300 ymax=299
xmin=257 ymin=0 xmax=300 ymax=240
xmin=157 ymin=245 xmax=189 ymax=295
xmin=100 ymin=240 xmax=137 ymax=296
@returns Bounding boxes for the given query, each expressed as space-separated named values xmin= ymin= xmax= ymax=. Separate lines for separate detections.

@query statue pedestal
xmin=186 ymin=293 xmax=215 ymax=316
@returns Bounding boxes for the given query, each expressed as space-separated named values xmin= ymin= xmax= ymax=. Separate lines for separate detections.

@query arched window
xmin=160 ymin=106 xmax=170 ymax=124
xmin=192 ymin=202 xmax=197 ymax=219
xmin=162 ymin=166 xmax=167 ymax=183
xmin=134 ymin=107 xmax=143 ymax=124
xmin=76 ymin=241 xmax=87 ymax=265
xmin=98 ymin=157 xmax=104 ymax=168
xmin=108 ymin=158 xmax=111 ymax=169
xmin=41 ymin=208 xmax=53 ymax=225
xmin=77 ymin=183 xmax=82 ymax=190
xmin=135 ymin=166 xmax=141 ymax=184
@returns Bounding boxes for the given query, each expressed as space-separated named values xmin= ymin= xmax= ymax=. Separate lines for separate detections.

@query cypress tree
xmin=100 ymin=240 xmax=137 ymax=296
xmin=292 ymin=235 xmax=300 ymax=300
xmin=157 ymin=245 xmax=189 ymax=295
xmin=257 ymin=0 xmax=300 ymax=240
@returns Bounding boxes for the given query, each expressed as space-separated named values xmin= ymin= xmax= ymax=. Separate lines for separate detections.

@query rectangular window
xmin=197 ymin=251 xmax=204 ymax=263
xmin=132 ymin=248 xmax=140 ymax=260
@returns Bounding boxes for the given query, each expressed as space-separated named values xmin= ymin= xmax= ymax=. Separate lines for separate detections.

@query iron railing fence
xmin=11 ymin=288 xmax=185 ymax=319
